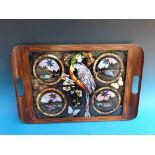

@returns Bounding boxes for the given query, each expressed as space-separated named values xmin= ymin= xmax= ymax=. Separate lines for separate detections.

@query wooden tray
xmin=11 ymin=44 xmax=144 ymax=123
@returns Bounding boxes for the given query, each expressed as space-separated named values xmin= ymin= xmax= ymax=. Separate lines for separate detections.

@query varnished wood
xmin=11 ymin=44 xmax=144 ymax=123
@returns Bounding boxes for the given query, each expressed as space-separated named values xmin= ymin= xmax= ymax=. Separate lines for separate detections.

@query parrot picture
xmin=69 ymin=53 xmax=96 ymax=117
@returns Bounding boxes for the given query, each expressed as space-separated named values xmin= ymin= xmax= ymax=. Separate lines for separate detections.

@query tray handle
xmin=11 ymin=47 xmax=26 ymax=121
xmin=128 ymin=45 xmax=144 ymax=119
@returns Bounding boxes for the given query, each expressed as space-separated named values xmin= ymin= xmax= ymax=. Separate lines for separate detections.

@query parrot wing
xmin=76 ymin=63 xmax=96 ymax=94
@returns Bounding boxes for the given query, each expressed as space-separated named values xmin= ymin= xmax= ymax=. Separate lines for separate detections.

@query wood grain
xmin=11 ymin=44 xmax=144 ymax=123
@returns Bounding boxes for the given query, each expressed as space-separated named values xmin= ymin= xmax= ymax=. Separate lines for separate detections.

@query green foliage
xmin=36 ymin=66 xmax=51 ymax=75
xmin=36 ymin=66 xmax=60 ymax=78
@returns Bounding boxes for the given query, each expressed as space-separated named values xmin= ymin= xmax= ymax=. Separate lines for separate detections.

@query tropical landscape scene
xmin=95 ymin=90 xmax=118 ymax=112
xmin=36 ymin=58 xmax=61 ymax=82
xmin=40 ymin=92 xmax=63 ymax=113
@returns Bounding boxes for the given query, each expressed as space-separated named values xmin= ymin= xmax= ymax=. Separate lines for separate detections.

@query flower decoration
xmin=63 ymin=86 xmax=71 ymax=91
xmin=62 ymin=73 xmax=83 ymax=106
xmin=76 ymin=90 xmax=82 ymax=97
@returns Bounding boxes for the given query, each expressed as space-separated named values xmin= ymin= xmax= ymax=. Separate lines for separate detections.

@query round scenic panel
xmin=93 ymin=53 xmax=124 ymax=84
xmin=92 ymin=87 xmax=121 ymax=115
xmin=33 ymin=54 xmax=64 ymax=85
xmin=36 ymin=88 xmax=67 ymax=116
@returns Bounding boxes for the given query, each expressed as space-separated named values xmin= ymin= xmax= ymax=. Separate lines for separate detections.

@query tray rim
xmin=11 ymin=44 xmax=144 ymax=123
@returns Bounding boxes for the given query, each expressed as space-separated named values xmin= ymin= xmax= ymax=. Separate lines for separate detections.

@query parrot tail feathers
xmin=85 ymin=93 xmax=90 ymax=117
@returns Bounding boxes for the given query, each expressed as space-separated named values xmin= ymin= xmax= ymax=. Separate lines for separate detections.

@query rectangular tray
xmin=11 ymin=44 xmax=144 ymax=123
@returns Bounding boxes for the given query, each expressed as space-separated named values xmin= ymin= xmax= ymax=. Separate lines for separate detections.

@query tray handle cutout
xmin=132 ymin=75 xmax=139 ymax=94
xmin=16 ymin=78 xmax=24 ymax=97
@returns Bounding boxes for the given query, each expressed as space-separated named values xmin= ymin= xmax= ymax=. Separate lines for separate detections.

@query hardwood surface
xmin=11 ymin=44 xmax=144 ymax=123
